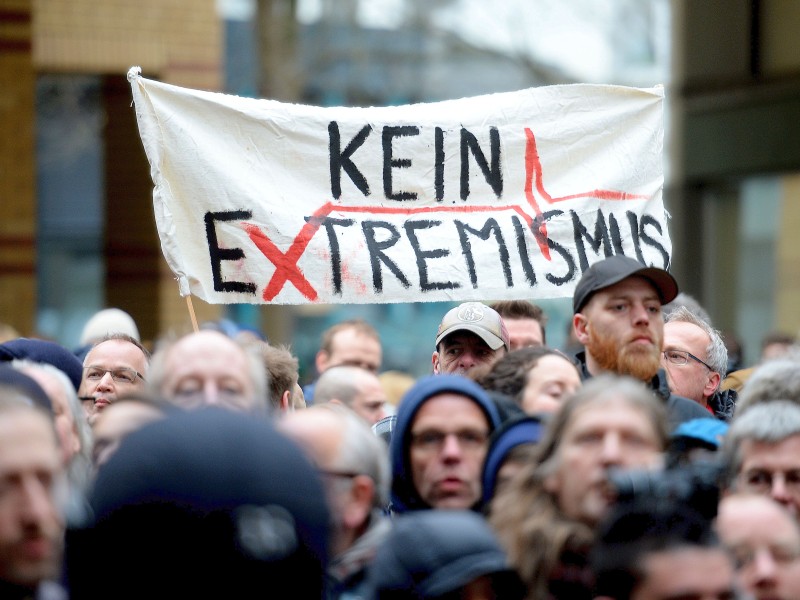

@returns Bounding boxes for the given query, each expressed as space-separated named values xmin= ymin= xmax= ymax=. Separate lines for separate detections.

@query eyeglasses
xmin=83 ymin=366 xmax=145 ymax=384
xmin=738 ymin=468 xmax=800 ymax=495
xmin=662 ymin=349 xmax=714 ymax=371
xmin=410 ymin=429 xmax=489 ymax=454
xmin=318 ymin=470 xmax=360 ymax=480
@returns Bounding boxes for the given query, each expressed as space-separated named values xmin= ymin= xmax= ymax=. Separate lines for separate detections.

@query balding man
xmin=313 ymin=365 xmax=388 ymax=425
xmin=147 ymin=330 xmax=269 ymax=417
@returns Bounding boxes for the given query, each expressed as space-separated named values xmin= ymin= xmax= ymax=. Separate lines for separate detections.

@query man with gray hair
xmin=313 ymin=365 xmax=388 ymax=425
xmin=661 ymin=305 xmax=735 ymax=420
xmin=721 ymin=400 xmax=800 ymax=519
xmin=278 ymin=403 xmax=392 ymax=599
xmin=734 ymin=354 xmax=800 ymax=417
xmin=147 ymin=330 xmax=269 ymax=418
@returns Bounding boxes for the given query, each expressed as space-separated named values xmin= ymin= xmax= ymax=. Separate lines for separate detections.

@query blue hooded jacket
xmin=389 ymin=374 xmax=501 ymax=513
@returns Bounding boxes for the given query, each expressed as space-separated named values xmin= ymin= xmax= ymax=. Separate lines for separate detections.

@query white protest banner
xmin=127 ymin=67 xmax=670 ymax=305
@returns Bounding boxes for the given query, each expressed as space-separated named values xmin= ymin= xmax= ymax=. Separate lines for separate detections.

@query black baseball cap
xmin=572 ymin=255 xmax=679 ymax=314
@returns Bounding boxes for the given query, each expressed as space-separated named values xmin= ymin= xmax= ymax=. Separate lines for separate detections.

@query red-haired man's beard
xmin=585 ymin=329 xmax=662 ymax=382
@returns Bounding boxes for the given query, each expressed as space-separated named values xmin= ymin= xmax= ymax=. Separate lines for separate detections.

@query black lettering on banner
xmin=434 ymin=127 xmax=445 ymax=201
xmin=530 ymin=210 xmax=576 ymax=286
xmin=383 ymin=126 xmax=419 ymax=201
xmin=454 ymin=218 xmax=512 ymax=289
xmin=511 ymin=216 xmax=537 ymax=286
xmin=625 ymin=211 xmax=646 ymax=263
xmin=329 ymin=122 xmax=371 ymax=199
xmin=639 ymin=214 xmax=670 ymax=269
xmin=403 ymin=220 xmax=460 ymax=292
xmin=608 ymin=212 xmax=626 ymax=255
xmin=204 ymin=211 xmax=257 ymax=294
xmin=316 ymin=216 xmax=355 ymax=295
xmin=572 ymin=208 xmax=613 ymax=272
xmin=361 ymin=220 xmax=411 ymax=292
xmin=460 ymin=127 xmax=503 ymax=201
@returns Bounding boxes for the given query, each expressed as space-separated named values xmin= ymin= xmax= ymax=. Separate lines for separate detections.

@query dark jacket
xmin=573 ymin=351 xmax=710 ymax=432
xmin=389 ymin=374 xmax=501 ymax=514
xmin=326 ymin=510 xmax=392 ymax=600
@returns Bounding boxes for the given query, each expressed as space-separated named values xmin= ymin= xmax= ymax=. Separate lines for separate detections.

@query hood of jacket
xmin=389 ymin=374 xmax=501 ymax=513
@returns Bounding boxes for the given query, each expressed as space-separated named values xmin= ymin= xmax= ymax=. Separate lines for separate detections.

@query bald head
xmin=149 ymin=330 xmax=268 ymax=416
xmin=313 ymin=365 xmax=387 ymax=425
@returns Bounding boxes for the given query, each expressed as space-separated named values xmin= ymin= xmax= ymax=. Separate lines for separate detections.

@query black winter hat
xmin=0 ymin=337 xmax=84 ymax=392
xmin=66 ymin=407 xmax=330 ymax=599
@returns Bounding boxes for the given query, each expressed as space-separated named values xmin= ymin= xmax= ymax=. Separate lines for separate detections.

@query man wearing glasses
xmin=389 ymin=374 xmax=501 ymax=513
xmin=571 ymin=255 xmax=709 ymax=431
xmin=662 ymin=305 xmax=736 ymax=420
xmin=722 ymin=401 xmax=800 ymax=520
xmin=79 ymin=333 xmax=150 ymax=423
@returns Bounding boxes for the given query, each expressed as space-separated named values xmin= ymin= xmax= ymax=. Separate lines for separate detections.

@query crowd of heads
xmin=2 ymin=253 xmax=800 ymax=599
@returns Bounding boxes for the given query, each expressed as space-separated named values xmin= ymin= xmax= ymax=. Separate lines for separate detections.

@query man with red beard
xmin=571 ymin=255 xmax=708 ymax=431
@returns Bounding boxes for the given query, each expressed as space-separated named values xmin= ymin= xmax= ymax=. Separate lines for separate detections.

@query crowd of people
xmin=1 ymin=254 xmax=800 ymax=599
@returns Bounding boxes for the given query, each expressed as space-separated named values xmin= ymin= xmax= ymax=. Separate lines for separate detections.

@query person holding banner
xmin=571 ymin=255 xmax=709 ymax=431
xmin=431 ymin=302 xmax=510 ymax=377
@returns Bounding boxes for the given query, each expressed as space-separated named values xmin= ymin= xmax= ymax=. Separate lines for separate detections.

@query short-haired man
xmin=431 ymin=302 xmax=509 ymax=376
xmin=489 ymin=300 xmax=547 ymax=350
xmin=79 ymin=333 xmax=150 ymax=420
xmin=592 ymin=499 xmax=736 ymax=600
xmin=253 ymin=342 xmax=300 ymax=413
xmin=390 ymin=374 xmax=501 ymax=512
xmin=279 ymin=404 xmax=392 ymax=599
xmin=734 ymin=356 xmax=800 ymax=416
xmin=571 ymin=255 xmax=709 ymax=431
xmin=0 ymin=385 xmax=67 ymax=599
xmin=147 ymin=329 xmax=269 ymax=417
xmin=304 ymin=319 xmax=382 ymax=404
xmin=721 ymin=400 xmax=800 ymax=518
xmin=716 ymin=494 xmax=800 ymax=600
xmin=313 ymin=365 xmax=388 ymax=426
xmin=662 ymin=305 xmax=736 ymax=420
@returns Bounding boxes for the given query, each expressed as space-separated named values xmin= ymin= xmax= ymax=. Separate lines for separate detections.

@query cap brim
xmin=435 ymin=324 xmax=505 ymax=351
xmin=634 ymin=267 xmax=679 ymax=305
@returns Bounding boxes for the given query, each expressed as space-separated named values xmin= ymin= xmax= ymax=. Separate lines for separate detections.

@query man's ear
xmin=573 ymin=313 xmax=590 ymax=345
xmin=342 ymin=475 xmax=374 ymax=529
xmin=705 ymin=371 xmax=721 ymax=398
xmin=280 ymin=389 xmax=291 ymax=412
xmin=315 ymin=350 xmax=330 ymax=375
xmin=431 ymin=351 xmax=440 ymax=374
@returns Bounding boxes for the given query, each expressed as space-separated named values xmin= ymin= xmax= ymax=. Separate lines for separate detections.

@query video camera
xmin=607 ymin=458 xmax=724 ymax=521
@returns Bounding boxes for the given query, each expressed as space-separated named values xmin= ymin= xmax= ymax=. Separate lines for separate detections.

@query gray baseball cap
xmin=435 ymin=302 xmax=510 ymax=351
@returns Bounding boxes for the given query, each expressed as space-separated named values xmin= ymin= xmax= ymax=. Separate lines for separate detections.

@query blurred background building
xmin=1 ymin=0 xmax=799 ymax=381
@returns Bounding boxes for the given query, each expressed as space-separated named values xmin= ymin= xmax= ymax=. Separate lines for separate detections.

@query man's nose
xmin=96 ymin=371 xmax=115 ymax=388
xmin=750 ymin=547 xmax=778 ymax=583
xmin=630 ymin=303 xmax=651 ymax=325
xmin=599 ymin=433 xmax=622 ymax=465
xmin=458 ymin=351 xmax=479 ymax=369
xmin=202 ymin=381 xmax=221 ymax=406
xmin=440 ymin=433 xmax=463 ymax=459
xmin=20 ymin=475 xmax=55 ymax=525
xmin=771 ymin=473 xmax=792 ymax=504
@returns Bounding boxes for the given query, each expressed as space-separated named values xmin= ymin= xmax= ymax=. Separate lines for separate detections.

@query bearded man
xmin=571 ymin=255 xmax=708 ymax=431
